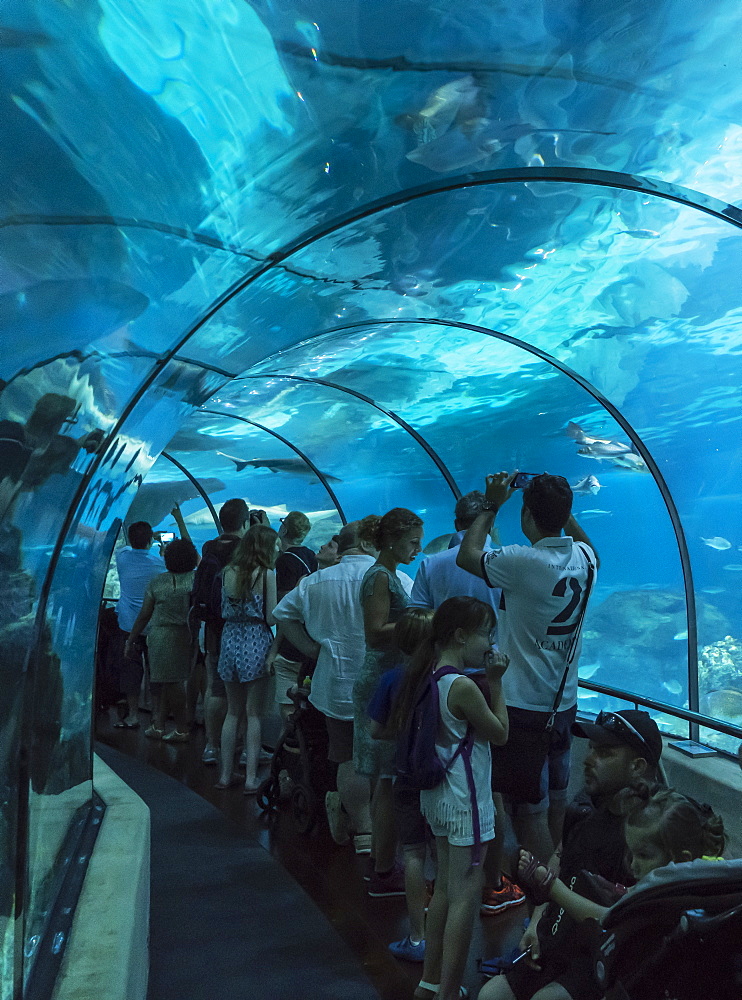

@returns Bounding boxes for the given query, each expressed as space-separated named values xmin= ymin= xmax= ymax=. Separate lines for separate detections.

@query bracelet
xmin=480 ymin=501 xmax=499 ymax=513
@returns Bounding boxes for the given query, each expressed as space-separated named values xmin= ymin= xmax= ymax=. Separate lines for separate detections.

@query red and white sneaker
xmin=480 ymin=875 xmax=526 ymax=915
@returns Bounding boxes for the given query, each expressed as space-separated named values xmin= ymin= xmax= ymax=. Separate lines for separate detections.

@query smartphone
xmin=512 ymin=472 xmax=539 ymax=489
xmin=158 ymin=531 xmax=175 ymax=543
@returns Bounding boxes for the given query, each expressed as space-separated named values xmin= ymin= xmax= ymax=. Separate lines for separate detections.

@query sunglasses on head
xmin=595 ymin=710 xmax=653 ymax=760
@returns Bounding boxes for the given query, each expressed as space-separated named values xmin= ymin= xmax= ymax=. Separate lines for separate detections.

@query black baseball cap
xmin=572 ymin=709 xmax=662 ymax=766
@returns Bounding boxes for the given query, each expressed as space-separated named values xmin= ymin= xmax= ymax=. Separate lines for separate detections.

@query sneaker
xmin=353 ymin=833 xmax=372 ymax=855
xmin=389 ymin=935 xmax=425 ymax=962
xmin=325 ymin=791 xmax=351 ymax=846
xmin=162 ymin=730 xmax=190 ymax=743
xmin=259 ymin=745 xmax=274 ymax=763
xmin=238 ymin=748 xmax=247 ymax=767
xmin=480 ymin=875 xmax=526 ymax=915
xmin=367 ymin=863 xmax=406 ymax=898
xmin=201 ymin=744 xmax=219 ymax=765
xmin=144 ymin=725 xmax=164 ymax=740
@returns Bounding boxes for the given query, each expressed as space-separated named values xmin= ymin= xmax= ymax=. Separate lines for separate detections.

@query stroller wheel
xmin=256 ymin=777 xmax=278 ymax=813
xmin=291 ymin=783 xmax=317 ymax=834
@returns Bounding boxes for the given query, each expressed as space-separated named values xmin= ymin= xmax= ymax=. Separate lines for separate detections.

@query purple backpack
xmin=396 ymin=666 xmax=482 ymax=862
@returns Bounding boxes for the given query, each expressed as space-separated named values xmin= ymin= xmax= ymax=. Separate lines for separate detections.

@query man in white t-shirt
xmin=457 ymin=472 xmax=598 ymax=862
xmin=272 ymin=518 xmax=378 ymax=854
xmin=115 ymin=521 xmax=165 ymax=727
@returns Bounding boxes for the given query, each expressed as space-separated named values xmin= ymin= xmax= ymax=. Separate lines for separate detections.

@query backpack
xmin=190 ymin=551 xmax=226 ymax=625
xmin=396 ymin=666 xmax=483 ymax=863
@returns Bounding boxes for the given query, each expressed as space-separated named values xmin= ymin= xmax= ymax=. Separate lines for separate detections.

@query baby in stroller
xmin=507 ymin=783 xmax=731 ymax=1000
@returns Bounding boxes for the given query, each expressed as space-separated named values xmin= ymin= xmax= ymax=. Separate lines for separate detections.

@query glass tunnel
xmin=2 ymin=0 xmax=742 ymax=993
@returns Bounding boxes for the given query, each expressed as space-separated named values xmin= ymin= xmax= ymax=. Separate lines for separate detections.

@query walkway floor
xmin=98 ymin=715 xmax=524 ymax=1000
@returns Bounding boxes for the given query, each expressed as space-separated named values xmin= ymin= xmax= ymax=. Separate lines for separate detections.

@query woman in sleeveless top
xmin=391 ymin=596 xmax=510 ymax=1000
xmin=216 ymin=525 xmax=279 ymax=793
xmin=353 ymin=508 xmax=423 ymax=886
xmin=125 ymin=537 xmax=198 ymax=742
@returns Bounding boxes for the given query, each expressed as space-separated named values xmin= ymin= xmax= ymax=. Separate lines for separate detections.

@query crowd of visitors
xmin=106 ymin=472 xmax=735 ymax=1000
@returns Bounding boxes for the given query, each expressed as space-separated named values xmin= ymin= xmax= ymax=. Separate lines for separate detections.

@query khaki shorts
xmin=273 ymin=654 xmax=302 ymax=706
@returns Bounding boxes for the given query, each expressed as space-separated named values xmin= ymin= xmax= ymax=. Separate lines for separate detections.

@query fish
xmin=217 ymin=454 xmax=342 ymax=484
xmin=571 ymin=475 xmax=603 ymax=496
xmin=701 ymin=536 xmax=732 ymax=551
xmin=610 ymin=452 xmax=649 ymax=472
xmin=701 ymin=688 xmax=742 ymax=720
xmin=423 ymin=533 xmax=454 ymax=556
xmin=565 ymin=422 xmax=618 ymax=446
xmin=579 ymin=663 xmax=601 ymax=679
xmin=178 ymin=501 xmax=338 ymax=532
xmin=673 ymin=631 xmax=688 ymax=641
xmin=618 ymin=229 xmax=660 ymax=239
xmin=577 ymin=690 xmax=600 ymax=700
xmin=398 ymin=76 xmax=482 ymax=144
xmin=579 ymin=509 xmax=611 ymax=517
xmin=124 ymin=477 xmax=226 ymax=529
xmin=578 ymin=441 xmax=633 ymax=459
xmin=662 ymin=680 xmax=683 ymax=695
xmin=701 ymin=587 xmax=725 ymax=595
xmin=722 ymin=564 xmax=742 ymax=571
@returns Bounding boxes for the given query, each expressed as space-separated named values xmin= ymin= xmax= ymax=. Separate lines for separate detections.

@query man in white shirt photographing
xmin=457 ymin=472 xmax=598 ymax=862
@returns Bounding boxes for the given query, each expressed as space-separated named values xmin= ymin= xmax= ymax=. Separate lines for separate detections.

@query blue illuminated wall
xmin=2 ymin=0 xmax=742 ymax=993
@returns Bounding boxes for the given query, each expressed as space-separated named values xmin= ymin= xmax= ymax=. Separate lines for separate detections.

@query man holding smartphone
xmin=457 ymin=472 xmax=598 ymax=863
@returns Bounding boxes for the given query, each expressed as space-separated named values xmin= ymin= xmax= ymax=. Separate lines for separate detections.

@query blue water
xmin=3 ymin=2 xmax=742 ymax=991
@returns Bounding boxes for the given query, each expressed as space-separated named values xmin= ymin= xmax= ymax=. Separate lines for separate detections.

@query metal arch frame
xmin=238 ymin=373 xmax=462 ymax=500
xmin=198 ymin=408 xmax=347 ymax=525
xmin=33 ymin=164 xmax=737 ymax=768
xmin=160 ymin=451 xmax=222 ymax=533
xmin=258 ymin=316 xmax=700 ymax=722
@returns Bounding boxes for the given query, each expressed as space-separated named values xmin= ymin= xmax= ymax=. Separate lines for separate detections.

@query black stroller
xmin=256 ymin=684 xmax=335 ymax=834
xmin=594 ymin=858 xmax=742 ymax=999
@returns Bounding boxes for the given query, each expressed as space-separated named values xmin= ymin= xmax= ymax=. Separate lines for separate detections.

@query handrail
xmin=578 ymin=679 xmax=742 ymax=741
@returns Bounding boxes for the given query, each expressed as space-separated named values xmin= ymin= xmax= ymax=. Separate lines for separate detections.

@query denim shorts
xmin=499 ymin=704 xmax=576 ymax=814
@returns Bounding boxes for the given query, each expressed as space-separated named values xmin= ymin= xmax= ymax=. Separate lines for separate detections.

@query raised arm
xmin=565 ymin=515 xmax=600 ymax=569
xmin=447 ymin=652 xmax=510 ymax=744
xmin=457 ymin=472 xmax=515 ymax=578
xmin=171 ymin=504 xmax=193 ymax=545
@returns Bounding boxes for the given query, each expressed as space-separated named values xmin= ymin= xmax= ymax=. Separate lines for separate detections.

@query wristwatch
xmin=480 ymin=501 xmax=499 ymax=513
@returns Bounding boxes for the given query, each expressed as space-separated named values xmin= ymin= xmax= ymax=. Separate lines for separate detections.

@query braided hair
xmin=619 ymin=781 xmax=726 ymax=863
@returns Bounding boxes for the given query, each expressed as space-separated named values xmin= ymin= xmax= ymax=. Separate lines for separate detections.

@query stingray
xmin=218 ymin=453 xmax=342 ymax=484
xmin=1 ymin=279 xmax=149 ymax=381
xmin=124 ymin=477 xmax=225 ymax=529
xmin=406 ymin=118 xmax=614 ymax=173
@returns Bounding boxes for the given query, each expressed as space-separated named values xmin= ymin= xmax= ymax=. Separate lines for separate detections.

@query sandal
xmin=214 ymin=775 xmax=241 ymax=790
xmin=516 ymin=849 xmax=556 ymax=905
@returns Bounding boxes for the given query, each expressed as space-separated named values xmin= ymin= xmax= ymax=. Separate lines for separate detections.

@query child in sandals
xmin=481 ymin=783 xmax=725 ymax=1000
xmin=389 ymin=596 xmax=510 ymax=1000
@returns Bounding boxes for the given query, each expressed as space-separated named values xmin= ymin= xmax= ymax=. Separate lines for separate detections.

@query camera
xmin=512 ymin=472 xmax=539 ymax=489
xmin=155 ymin=531 xmax=175 ymax=543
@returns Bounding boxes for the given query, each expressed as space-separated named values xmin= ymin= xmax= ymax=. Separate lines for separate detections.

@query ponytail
xmin=388 ymin=596 xmax=495 ymax=735
xmin=622 ymin=783 xmax=726 ymax=863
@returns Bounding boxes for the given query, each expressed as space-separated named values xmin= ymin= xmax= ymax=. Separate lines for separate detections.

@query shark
xmin=571 ymin=474 xmax=604 ymax=496
xmin=217 ymin=453 xmax=342 ymax=483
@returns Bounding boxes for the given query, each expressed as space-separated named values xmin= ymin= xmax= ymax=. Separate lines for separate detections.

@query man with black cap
xmin=479 ymin=708 xmax=662 ymax=1000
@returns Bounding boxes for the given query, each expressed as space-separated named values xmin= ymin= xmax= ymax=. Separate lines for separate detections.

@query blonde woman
xmin=216 ymin=524 xmax=279 ymax=792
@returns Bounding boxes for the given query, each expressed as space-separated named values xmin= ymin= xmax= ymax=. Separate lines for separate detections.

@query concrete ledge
xmin=52 ymin=755 xmax=150 ymax=1000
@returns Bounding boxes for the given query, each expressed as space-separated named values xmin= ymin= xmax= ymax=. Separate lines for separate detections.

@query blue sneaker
xmin=389 ymin=935 xmax=425 ymax=962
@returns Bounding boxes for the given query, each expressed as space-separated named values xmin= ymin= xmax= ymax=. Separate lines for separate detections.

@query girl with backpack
xmin=390 ymin=596 xmax=510 ymax=1000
